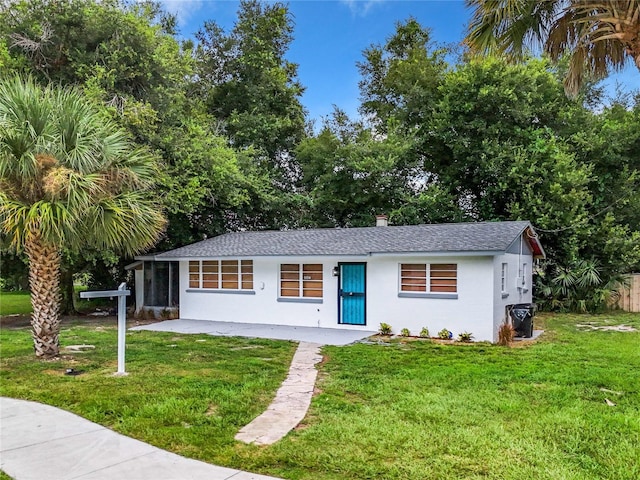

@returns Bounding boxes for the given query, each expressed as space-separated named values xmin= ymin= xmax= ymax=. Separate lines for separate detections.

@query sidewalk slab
xmin=0 ymin=406 xmax=104 ymax=451
xmin=0 ymin=397 xmax=283 ymax=480
xmin=62 ymin=449 xmax=240 ymax=480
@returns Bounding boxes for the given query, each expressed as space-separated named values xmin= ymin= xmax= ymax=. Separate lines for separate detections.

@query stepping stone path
xmin=235 ymin=342 xmax=323 ymax=445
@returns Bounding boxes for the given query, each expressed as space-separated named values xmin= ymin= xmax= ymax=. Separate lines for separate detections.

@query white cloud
xmin=157 ymin=0 xmax=205 ymax=28
xmin=340 ymin=0 xmax=385 ymax=17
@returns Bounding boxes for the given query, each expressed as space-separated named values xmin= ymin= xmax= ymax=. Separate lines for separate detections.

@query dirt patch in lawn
xmin=0 ymin=314 xmax=158 ymax=330
xmin=576 ymin=323 xmax=638 ymax=332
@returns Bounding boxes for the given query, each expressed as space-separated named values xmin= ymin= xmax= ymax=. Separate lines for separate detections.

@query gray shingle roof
xmin=153 ymin=221 xmax=540 ymax=259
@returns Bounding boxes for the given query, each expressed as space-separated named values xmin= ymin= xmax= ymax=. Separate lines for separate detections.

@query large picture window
xmin=280 ymin=264 xmax=323 ymax=298
xmin=189 ymin=260 xmax=253 ymax=290
xmin=400 ymin=263 xmax=457 ymax=293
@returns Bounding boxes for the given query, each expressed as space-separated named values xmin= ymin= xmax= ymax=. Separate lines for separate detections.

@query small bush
xmin=498 ymin=321 xmax=515 ymax=346
xmin=160 ymin=308 xmax=179 ymax=320
xmin=400 ymin=328 xmax=411 ymax=337
xmin=457 ymin=331 xmax=474 ymax=342
xmin=379 ymin=323 xmax=392 ymax=335
xmin=438 ymin=328 xmax=452 ymax=340
xmin=419 ymin=327 xmax=430 ymax=338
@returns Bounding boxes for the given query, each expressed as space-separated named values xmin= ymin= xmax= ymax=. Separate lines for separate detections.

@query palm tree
xmin=0 ymin=76 xmax=165 ymax=358
xmin=465 ymin=0 xmax=640 ymax=95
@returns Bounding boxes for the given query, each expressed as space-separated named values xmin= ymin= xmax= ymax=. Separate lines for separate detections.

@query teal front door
xmin=339 ymin=263 xmax=366 ymax=325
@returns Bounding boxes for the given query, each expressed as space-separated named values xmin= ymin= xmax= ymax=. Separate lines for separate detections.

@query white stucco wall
xmin=492 ymin=236 xmax=534 ymax=340
xmin=178 ymin=253 xmax=499 ymax=342
xmin=365 ymin=255 xmax=495 ymax=341
xmin=179 ymin=256 xmax=342 ymax=330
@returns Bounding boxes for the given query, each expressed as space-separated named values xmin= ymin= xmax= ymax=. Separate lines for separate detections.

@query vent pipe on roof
xmin=376 ymin=215 xmax=388 ymax=227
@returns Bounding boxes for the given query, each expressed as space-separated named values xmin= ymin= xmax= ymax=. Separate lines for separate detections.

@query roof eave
xmin=124 ymin=260 xmax=143 ymax=270
xmin=368 ymin=250 xmax=503 ymax=257
xmin=133 ymin=255 xmax=158 ymax=262
xmin=148 ymin=250 xmax=503 ymax=260
xmin=524 ymin=226 xmax=546 ymax=260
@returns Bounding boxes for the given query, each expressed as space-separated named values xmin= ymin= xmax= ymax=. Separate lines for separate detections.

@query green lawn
xmin=0 ymin=320 xmax=298 ymax=462
xmin=1 ymin=313 xmax=639 ymax=479
xmin=0 ymin=288 xmax=110 ymax=316
xmin=0 ymin=291 xmax=31 ymax=315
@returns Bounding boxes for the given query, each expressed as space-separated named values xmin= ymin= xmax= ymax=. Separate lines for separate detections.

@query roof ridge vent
xmin=376 ymin=215 xmax=388 ymax=227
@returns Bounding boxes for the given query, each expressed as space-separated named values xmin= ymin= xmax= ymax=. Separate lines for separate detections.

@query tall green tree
xmin=0 ymin=0 xmax=185 ymax=110
xmin=465 ymin=0 xmax=640 ymax=95
xmin=424 ymin=58 xmax=593 ymax=261
xmin=0 ymin=0 xmax=190 ymax=298
xmin=297 ymin=110 xmax=416 ymax=227
xmin=0 ymin=76 xmax=165 ymax=357
xmin=194 ymin=0 xmax=306 ymax=184
xmin=358 ymin=18 xmax=447 ymax=132
xmin=570 ymin=94 xmax=640 ymax=274
xmin=0 ymin=0 xmax=267 ymax=290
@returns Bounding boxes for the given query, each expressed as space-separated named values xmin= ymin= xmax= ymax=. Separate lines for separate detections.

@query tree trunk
xmin=60 ymin=267 xmax=77 ymax=315
xmin=24 ymin=237 xmax=62 ymax=358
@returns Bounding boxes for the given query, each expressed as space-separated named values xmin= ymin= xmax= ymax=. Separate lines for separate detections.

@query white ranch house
xmin=130 ymin=219 xmax=545 ymax=342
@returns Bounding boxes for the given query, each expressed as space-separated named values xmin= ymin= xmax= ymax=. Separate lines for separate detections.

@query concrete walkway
xmin=0 ymin=397 xmax=281 ymax=480
xmin=132 ymin=319 xmax=376 ymax=346
xmin=235 ymin=342 xmax=323 ymax=445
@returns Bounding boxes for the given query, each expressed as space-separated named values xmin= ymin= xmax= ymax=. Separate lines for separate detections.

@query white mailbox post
xmin=80 ymin=282 xmax=130 ymax=375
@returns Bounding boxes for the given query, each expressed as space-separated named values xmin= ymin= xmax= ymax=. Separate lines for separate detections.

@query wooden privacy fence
xmin=617 ymin=274 xmax=640 ymax=312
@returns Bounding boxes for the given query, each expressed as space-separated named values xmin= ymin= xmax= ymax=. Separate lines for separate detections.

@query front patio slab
xmin=131 ymin=319 xmax=376 ymax=346
xmin=513 ymin=329 xmax=544 ymax=342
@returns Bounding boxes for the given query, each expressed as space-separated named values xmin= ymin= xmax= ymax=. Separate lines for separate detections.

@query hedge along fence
xmin=618 ymin=274 xmax=640 ymax=312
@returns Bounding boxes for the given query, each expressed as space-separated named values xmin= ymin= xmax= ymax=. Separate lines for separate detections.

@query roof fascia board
xmin=150 ymin=250 xmax=500 ymax=261
xmin=527 ymin=229 xmax=546 ymax=259
xmin=504 ymin=227 xmax=546 ymax=260
xmin=153 ymin=254 xmax=369 ymax=261
xmin=368 ymin=250 xmax=501 ymax=257
xmin=124 ymin=261 xmax=143 ymax=270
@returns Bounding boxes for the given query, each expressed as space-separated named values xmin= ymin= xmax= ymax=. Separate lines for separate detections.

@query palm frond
xmin=0 ymin=75 xmax=165 ymax=254
xmin=465 ymin=0 xmax=640 ymax=94
xmin=466 ymin=0 xmax=563 ymax=58
xmin=81 ymin=192 xmax=166 ymax=256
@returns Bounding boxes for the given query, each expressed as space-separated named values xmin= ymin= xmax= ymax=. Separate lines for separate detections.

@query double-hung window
xmin=280 ymin=264 xmax=323 ymax=300
xmin=400 ymin=263 xmax=457 ymax=296
xmin=188 ymin=260 xmax=253 ymax=290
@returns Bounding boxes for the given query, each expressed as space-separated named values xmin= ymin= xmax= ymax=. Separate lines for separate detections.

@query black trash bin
xmin=509 ymin=304 xmax=534 ymax=338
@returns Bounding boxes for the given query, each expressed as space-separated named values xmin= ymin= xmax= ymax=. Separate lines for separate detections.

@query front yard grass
xmin=0 ymin=319 xmax=297 ymax=462
xmin=1 ymin=313 xmax=639 ymax=479
xmin=0 ymin=291 xmax=32 ymax=316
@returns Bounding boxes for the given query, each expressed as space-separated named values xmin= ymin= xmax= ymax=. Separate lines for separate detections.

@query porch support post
xmin=117 ymin=282 xmax=127 ymax=375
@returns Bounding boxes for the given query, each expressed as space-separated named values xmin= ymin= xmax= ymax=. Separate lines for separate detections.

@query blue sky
xmin=162 ymin=0 xmax=639 ymax=122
